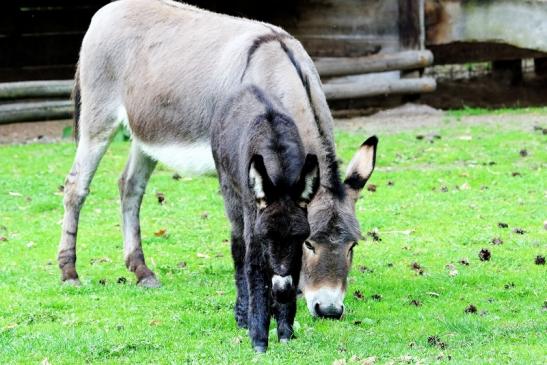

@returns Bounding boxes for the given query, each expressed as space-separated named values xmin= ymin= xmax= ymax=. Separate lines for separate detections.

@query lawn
xmin=0 ymin=111 xmax=545 ymax=364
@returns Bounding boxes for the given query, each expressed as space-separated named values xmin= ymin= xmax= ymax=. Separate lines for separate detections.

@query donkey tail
xmin=72 ymin=63 xmax=81 ymax=143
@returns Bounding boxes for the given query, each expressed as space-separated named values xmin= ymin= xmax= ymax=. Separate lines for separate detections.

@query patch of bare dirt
xmin=0 ymin=119 xmax=71 ymax=144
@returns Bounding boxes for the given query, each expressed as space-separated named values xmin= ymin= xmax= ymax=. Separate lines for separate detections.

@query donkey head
xmin=249 ymin=153 xmax=320 ymax=303
xmin=299 ymin=136 xmax=378 ymax=319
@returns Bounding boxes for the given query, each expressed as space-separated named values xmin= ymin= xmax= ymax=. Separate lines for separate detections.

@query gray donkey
xmin=58 ymin=0 xmax=378 ymax=327
xmin=211 ymin=85 xmax=320 ymax=351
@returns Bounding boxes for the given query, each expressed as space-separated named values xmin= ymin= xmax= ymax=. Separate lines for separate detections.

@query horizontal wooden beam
xmin=323 ymin=77 xmax=436 ymax=100
xmin=0 ymin=80 xmax=73 ymax=99
xmin=0 ymin=100 xmax=73 ymax=124
xmin=315 ymin=50 xmax=433 ymax=77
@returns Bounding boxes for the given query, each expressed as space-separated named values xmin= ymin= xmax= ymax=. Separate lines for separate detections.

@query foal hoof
xmin=279 ymin=338 xmax=290 ymax=344
xmin=137 ymin=276 xmax=161 ymax=288
xmin=253 ymin=345 xmax=267 ymax=353
xmin=62 ymin=278 xmax=81 ymax=286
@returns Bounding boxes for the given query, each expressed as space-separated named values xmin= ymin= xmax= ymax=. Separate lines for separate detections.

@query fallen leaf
xmin=498 ymin=222 xmax=509 ymax=228
xmin=99 ymin=278 xmax=107 ymax=285
xmin=465 ymin=304 xmax=478 ymax=314
xmin=332 ymin=359 xmax=346 ymax=365
xmin=410 ymin=299 xmax=421 ymax=307
xmin=491 ymin=237 xmax=503 ymax=245
xmin=440 ymin=185 xmax=448 ymax=192
xmin=156 ymin=192 xmax=165 ymax=205
xmin=511 ymin=172 xmax=521 ymax=177
xmin=370 ymin=294 xmax=382 ymax=301
xmin=154 ymin=228 xmax=167 ymax=237
xmin=446 ymin=263 xmax=458 ymax=276
xmin=216 ymin=290 xmax=225 ymax=296
xmin=410 ymin=262 xmax=424 ymax=275
xmin=459 ymin=258 xmax=470 ymax=266
xmin=366 ymin=184 xmax=377 ymax=192
xmin=504 ymin=282 xmax=515 ymax=290
xmin=172 ymin=173 xmax=182 ymax=180
xmin=427 ymin=335 xmax=446 ymax=349
xmin=479 ymin=249 xmax=491 ymax=261
xmin=8 ymin=192 xmax=22 ymax=197
xmin=196 ymin=253 xmax=210 ymax=259
xmin=519 ymin=149 xmax=528 ymax=157
xmin=26 ymin=241 xmax=35 ymax=248
xmin=177 ymin=261 xmax=187 ymax=269
xmin=535 ymin=255 xmax=545 ymax=265
xmin=149 ymin=319 xmax=161 ymax=326
xmin=0 ymin=236 xmax=7 ymax=242
xmin=200 ymin=211 xmax=209 ymax=219
xmin=387 ymin=181 xmax=394 ymax=186
xmin=366 ymin=229 xmax=381 ymax=242
xmin=353 ymin=290 xmax=364 ymax=300
xmin=117 ymin=277 xmax=127 ymax=284
xmin=426 ymin=292 xmax=440 ymax=297
xmin=458 ymin=135 xmax=472 ymax=140
xmin=513 ymin=227 xmax=525 ymax=235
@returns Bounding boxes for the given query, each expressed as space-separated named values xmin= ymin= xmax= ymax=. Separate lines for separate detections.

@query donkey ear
xmin=343 ymin=136 xmax=378 ymax=199
xmin=295 ymin=154 xmax=320 ymax=208
xmin=249 ymin=154 xmax=274 ymax=209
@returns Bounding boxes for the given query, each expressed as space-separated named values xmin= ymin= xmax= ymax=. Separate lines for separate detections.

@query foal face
xmin=254 ymin=197 xmax=309 ymax=302
xmin=248 ymin=153 xmax=320 ymax=303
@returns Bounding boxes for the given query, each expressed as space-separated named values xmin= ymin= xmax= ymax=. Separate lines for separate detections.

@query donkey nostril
xmin=315 ymin=304 xmax=343 ymax=320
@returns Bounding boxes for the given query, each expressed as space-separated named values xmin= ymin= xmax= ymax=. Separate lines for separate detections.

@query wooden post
xmin=315 ymin=50 xmax=433 ymax=77
xmin=323 ymin=77 xmax=436 ymax=100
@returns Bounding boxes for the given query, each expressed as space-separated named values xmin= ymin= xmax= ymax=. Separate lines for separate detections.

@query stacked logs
xmin=0 ymin=50 xmax=435 ymax=123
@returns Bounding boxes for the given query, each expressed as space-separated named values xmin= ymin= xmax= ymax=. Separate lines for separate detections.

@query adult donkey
xmin=58 ymin=0 xmax=378 ymax=322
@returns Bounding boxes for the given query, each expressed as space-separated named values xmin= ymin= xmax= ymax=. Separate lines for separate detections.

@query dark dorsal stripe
xmin=241 ymin=32 xmax=290 ymax=82
xmin=277 ymin=41 xmax=346 ymax=199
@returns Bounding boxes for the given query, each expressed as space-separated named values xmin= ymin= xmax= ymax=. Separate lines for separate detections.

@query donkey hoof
xmin=137 ymin=276 xmax=161 ymax=288
xmin=62 ymin=278 xmax=81 ymax=286
xmin=279 ymin=338 xmax=290 ymax=344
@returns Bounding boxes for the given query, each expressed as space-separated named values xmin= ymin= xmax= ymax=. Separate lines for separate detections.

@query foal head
xmin=248 ymin=153 xmax=320 ymax=303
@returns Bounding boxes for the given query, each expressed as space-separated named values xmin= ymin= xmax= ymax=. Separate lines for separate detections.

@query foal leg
xmin=219 ymin=178 xmax=248 ymax=327
xmin=272 ymin=272 xmax=298 ymax=343
xmin=119 ymin=143 xmax=158 ymax=287
xmin=58 ymin=136 xmax=112 ymax=284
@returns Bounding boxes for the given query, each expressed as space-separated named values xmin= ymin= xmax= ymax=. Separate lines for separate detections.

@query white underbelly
xmin=138 ymin=140 xmax=216 ymax=175
xmin=117 ymin=105 xmax=216 ymax=175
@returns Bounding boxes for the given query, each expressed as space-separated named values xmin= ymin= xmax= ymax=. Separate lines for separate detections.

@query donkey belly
xmin=138 ymin=140 xmax=215 ymax=175
xmin=119 ymin=106 xmax=215 ymax=175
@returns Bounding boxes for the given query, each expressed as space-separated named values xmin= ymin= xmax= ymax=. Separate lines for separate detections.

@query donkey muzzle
xmin=271 ymin=275 xmax=295 ymax=303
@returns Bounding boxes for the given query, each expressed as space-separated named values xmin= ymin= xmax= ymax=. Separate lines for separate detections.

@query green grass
xmin=0 ymin=116 xmax=545 ymax=364
xmin=446 ymin=106 xmax=547 ymax=119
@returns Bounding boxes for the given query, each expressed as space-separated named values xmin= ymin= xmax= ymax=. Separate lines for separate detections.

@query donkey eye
xmin=304 ymin=241 xmax=315 ymax=252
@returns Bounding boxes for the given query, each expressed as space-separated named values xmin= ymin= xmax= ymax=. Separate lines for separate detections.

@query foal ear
xmin=343 ymin=136 xmax=378 ymax=200
xmin=295 ymin=154 xmax=320 ymax=208
xmin=249 ymin=154 xmax=274 ymax=209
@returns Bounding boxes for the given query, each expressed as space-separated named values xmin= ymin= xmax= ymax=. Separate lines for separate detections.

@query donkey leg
xmin=272 ymin=283 xmax=297 ymax=343
xmin=119 ymin=143 xmax=158 ymax=287
xmin=58 ymin=137 xmax=111 ymax=284
xmin=245 ymin=244 xmax=271 ymax=352
xmin=231 ymin=233 xmax=248 ymax=328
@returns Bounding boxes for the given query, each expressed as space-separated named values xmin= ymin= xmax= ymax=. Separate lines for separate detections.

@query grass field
xmin=0 ymin=110 xmax=545 ymax=364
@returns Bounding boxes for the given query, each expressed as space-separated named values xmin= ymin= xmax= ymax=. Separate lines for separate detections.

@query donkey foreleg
xmin=245 ymin=248 xmax=271 ymax=352
xmin=272 ymin=292 xmax=297 ymax=343
xmin=58 ymin=138 xmax=111 ymax=284
xmin=119 ymin=143 xmax=158 ymax=287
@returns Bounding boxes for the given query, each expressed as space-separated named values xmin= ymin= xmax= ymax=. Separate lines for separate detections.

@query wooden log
xmin=315 ymin=50 xmax=433 ymax=78
xmin=0 ymin=80 xmax=73 ymax=99
xmin=0 ymin=100 xmax=73 ymax=124
xmin=323 ymin=77 xmax=436 ymax=100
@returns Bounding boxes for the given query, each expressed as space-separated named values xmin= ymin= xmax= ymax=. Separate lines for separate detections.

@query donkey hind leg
xmin=119 ymin=143 xmax=158 ymax=287
xmin=58 ymin=135 xmax=115 ymax=284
